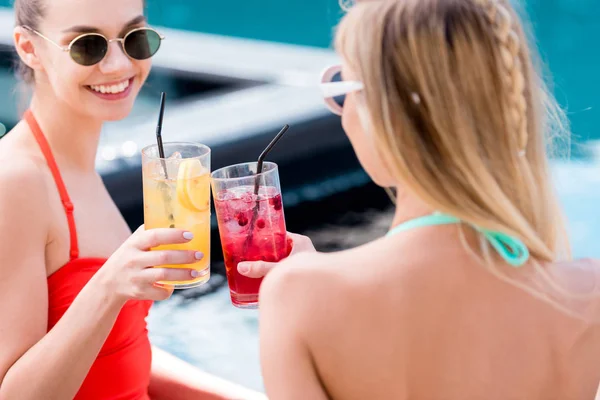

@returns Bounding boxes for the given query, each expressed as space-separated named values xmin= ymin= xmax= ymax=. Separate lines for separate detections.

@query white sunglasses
xmin=320 ymin=65 xmax=364 ymax=116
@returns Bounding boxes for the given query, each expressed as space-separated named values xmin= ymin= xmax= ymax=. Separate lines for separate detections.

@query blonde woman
xmin=238 ymin=0 xmax=600 ymax=398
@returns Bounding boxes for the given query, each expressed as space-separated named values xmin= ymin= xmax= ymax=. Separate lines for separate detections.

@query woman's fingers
xmin=140 ymin=267 xmax=202 ymax=285
xmin=139 ymin=249 xmax=203 ymax=268
xmin=132 ymin=227 xmax=194 ymax=250
xmin=237 ymin=261 xmax=276 ymax=279
xmin=137 ymin=250 xmax=205 ymax=285
xmin=236 ymin=232 xmax=316 ymax=278
xmin=287 ymin=232 xmax=316 ymax=253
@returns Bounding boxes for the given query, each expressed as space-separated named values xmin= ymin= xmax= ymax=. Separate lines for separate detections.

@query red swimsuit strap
xmin=24 ymin=109 xmax=79 ymax=260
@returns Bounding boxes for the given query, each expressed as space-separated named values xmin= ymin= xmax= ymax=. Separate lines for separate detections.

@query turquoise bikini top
xmin=386 ymin=213 xmax=529 ymax=267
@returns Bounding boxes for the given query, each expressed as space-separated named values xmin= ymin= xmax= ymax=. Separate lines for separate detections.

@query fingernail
xmin=183 ymin=232 xmax=194 ymax=240
xmin=238 ymin=263 xmax=250 ymax=274
xmin=195 ymin=252 xmax=204 ymax=260
xmin=191 ymin=270 xmax=199 ymax=278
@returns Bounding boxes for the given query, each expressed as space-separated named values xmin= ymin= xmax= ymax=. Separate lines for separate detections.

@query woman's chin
xmin=85 ymin=105 xmax=135 ymax=123
xmin=102 ymin=111 xmax=133 ymax=122
xmin=81 ymin=84 xmax=139 ymax=122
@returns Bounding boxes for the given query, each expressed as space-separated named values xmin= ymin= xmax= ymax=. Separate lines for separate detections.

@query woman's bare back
xmin=271 ymin=224 xmax=600 ymax=400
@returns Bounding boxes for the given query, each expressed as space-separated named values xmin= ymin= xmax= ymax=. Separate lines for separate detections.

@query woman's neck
xmin=29 ymin=89 xmax=103 ymax=173
xmin=390 ymin=187 xmax=435 ymax=229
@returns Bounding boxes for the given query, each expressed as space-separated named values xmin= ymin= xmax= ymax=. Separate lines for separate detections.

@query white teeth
xmin=90 ymin=79 xmax=130 ymax=95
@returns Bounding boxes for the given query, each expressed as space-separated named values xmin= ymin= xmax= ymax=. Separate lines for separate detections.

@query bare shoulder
xmin=0 ymin=122 xmax=48 ymax=187
xmin=0 ymin=121 xmax=49 ymax=195
xmin=0 ymin=155 xmax=49 ymax=204
xmin=259 ymin=251 xmax=351 ymax=334
xmin=261 ymin=249 xmax=361 ymax=294
xmin=260 ymin=251 xmax=337 ymax=306
xmin=259 ymin=241 xmax=404 ymax=316
xmin=0 ymin=153 xmax=51 ymax=241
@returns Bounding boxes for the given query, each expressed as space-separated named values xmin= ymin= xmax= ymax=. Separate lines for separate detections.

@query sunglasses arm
xmin=320 ymin=81 xmax=364 ymax=98
xmin=22 ymin=25 xmax=69 ymax=52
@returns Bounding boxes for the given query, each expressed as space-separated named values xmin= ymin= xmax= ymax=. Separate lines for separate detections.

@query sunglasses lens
xmin=330 ymin=70 xmax=346 ymax=108
xmin=70 ymin=35 xmax=108 ymax=66
xmin=124 ymin=29 xmax=161 ymax=60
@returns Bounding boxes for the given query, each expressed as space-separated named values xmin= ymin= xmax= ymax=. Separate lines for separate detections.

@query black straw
xmin=155 ymin=92 xmax=175 ymax=226
xmin=253 ymin=124 xmax=289 ymax=196
xmin=244 ymin=124 xmax=290 ymax=251
xmin=256 ymin=125 xmax=289 ymax=177
xmin=156 ymin=92 xmax=168 ymax=178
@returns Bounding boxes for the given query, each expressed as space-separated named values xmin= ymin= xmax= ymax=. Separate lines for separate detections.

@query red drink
xmin=214 ymin=185 xmax=289 ymax=308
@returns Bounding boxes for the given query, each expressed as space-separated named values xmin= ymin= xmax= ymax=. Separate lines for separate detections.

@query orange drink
xmin=142 ymin=143 xmax=211 ymax=288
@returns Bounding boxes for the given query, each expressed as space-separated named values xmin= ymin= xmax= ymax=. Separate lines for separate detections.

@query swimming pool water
xmin=146 ymin=0 xmax=600 ymax=148
xmin=0 ymin=0 xmax=596 ymax=146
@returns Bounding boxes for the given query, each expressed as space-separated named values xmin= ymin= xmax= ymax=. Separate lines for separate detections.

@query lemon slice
xmin=177 ymin=159 xmax=210 ymax=212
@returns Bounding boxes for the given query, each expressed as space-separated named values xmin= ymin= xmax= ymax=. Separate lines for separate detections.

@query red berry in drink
xmin=269 ymin=195 xmax=282 ymax=211
xmin=214 ymin=186 xmax=288 ymax=308
xmin=236 ymin=212 xmax=248 ymax=226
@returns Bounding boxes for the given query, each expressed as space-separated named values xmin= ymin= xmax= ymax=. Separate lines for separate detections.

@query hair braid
xmin=475 ymin=0 xmax=529 ymax=156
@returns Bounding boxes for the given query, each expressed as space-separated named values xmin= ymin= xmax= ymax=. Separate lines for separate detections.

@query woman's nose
xmin=97 ymin=40 xmax=133 ymax=75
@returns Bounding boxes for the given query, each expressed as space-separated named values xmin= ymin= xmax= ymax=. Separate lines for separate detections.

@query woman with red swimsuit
xmin=0 ymin=0 xmax=265 ymax=399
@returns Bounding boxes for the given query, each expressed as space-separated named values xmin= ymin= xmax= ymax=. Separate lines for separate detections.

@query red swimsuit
xmin=25 ymin=110 xmax=153 ymax=399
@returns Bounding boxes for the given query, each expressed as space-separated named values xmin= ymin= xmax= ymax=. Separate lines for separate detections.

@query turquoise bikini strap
xmin=474 ymin=228 xmax=529 ymax=267
xmin=386 ymin=214 xmax=462 ymax=235
xmin=386 ymin=214 xmax=529 ymax=267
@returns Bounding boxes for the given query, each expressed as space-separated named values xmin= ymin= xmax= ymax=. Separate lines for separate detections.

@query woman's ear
xmin=13 ymin=26 xmax=44 ymax=74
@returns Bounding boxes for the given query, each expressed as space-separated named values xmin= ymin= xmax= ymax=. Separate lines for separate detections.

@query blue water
xmin=1 ymin=0 xmax=597 ymax=144
xmin=149 ymin=0 xmax=599 ymax=147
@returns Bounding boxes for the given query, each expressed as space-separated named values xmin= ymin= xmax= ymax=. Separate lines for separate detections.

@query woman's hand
xmin=237 ymin=232 xmax=316 ymax=279
xmin=96 ymin=225 xmax=203 ymax=303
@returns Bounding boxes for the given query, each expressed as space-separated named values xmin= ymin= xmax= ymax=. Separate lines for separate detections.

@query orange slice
xmin=176 ymin=159 xmax=210 ymax=212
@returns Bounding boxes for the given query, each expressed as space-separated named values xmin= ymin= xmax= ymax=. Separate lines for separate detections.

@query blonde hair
xmin=333 ymin=0 xmax=600 ymax=320
xmin=336 ymin=0 xmax=570 ymax=263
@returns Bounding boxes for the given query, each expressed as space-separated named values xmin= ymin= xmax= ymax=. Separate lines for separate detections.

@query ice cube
xmin=258 ymin=186 xmax=278 ymax=199
xmin=164 ymin=154 xmax=183 ymax=179
xmin=224 ymin=219 xmax=246 ymax=235
xmin=216 ymin=190 xmax=236 ymax=202
xmin=229 ymin=198 xmax=254 ymax=213
xmin=241 ymin=192 xmax=255 ymax=203
xmin=145 ymin=160 xmax=162 ymax=179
